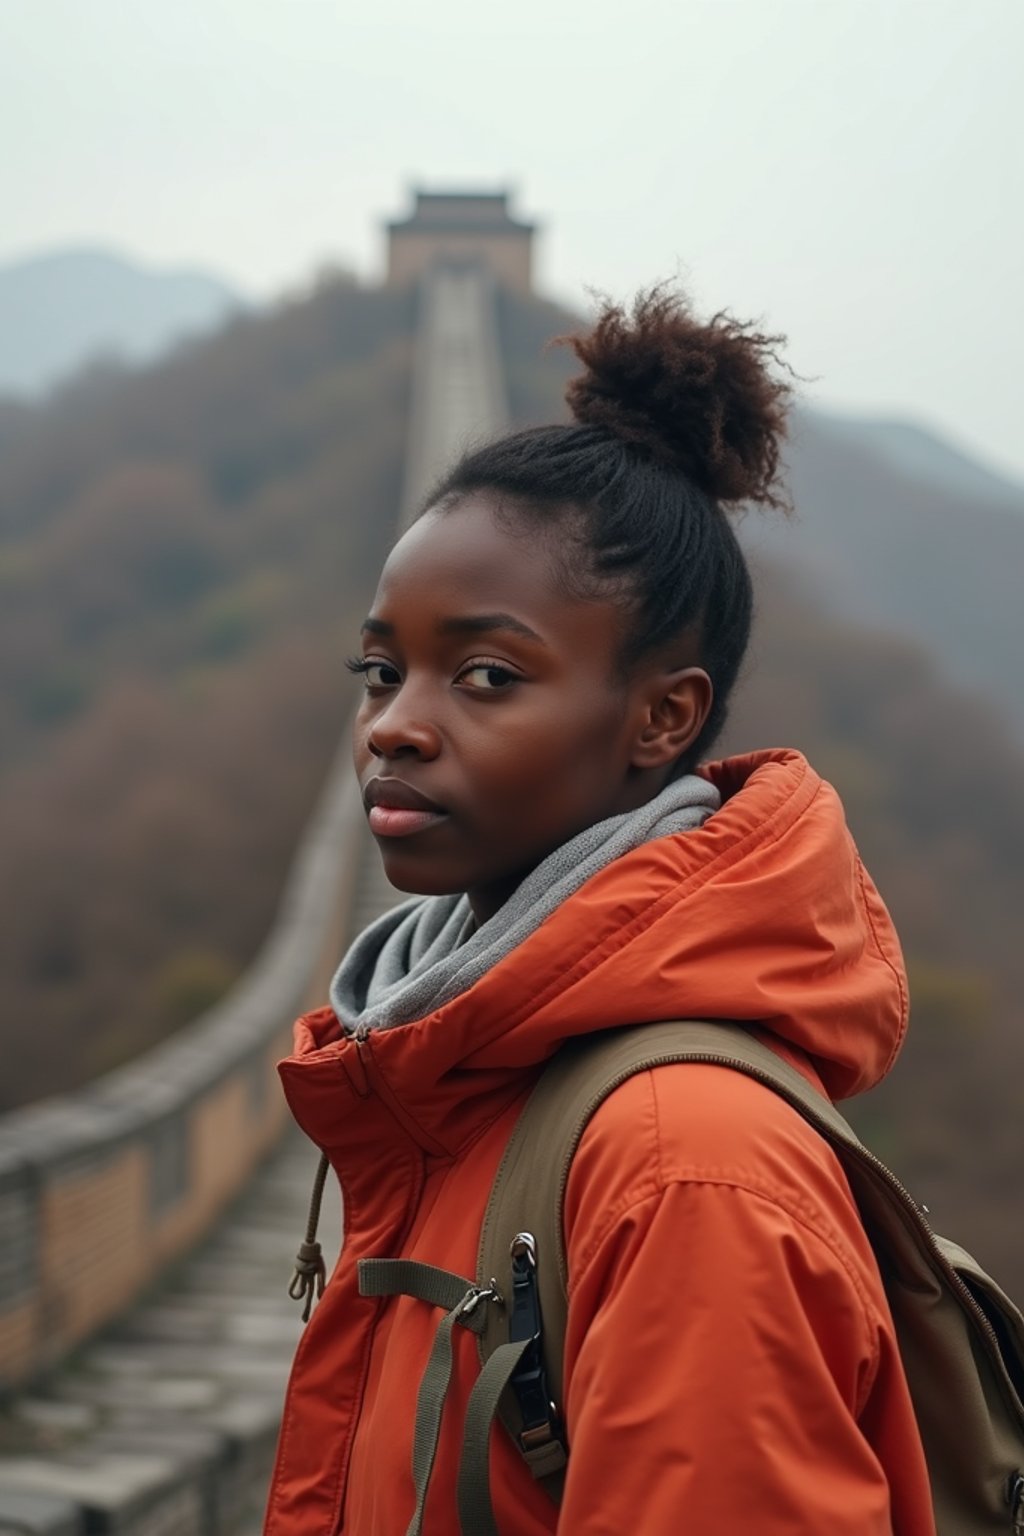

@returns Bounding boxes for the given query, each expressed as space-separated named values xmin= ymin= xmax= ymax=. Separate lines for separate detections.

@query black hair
xmin=424 ymin=287 xmax=792 ymax=767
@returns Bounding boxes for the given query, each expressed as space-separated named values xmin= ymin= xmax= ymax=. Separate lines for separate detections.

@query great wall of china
xmin=0 ymin=238 xmax=513 ymax=1536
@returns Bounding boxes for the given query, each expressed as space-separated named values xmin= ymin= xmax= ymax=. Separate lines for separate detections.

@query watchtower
xmin=386 ymin=189 xmax=535 ymax=294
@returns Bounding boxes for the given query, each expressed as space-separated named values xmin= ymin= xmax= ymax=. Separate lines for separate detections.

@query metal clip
xmin=1007 ymin=1470 xmax=1024 ymax=1534
xmin=459 ymin=1283 xmax=501 ymax=1318
xmin=511 ymin=1232 xmax=537 ymax=1266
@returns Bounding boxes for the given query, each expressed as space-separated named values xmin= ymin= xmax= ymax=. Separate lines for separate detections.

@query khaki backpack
xmin=353 ymin=1020 xmax=1024 ymax=1535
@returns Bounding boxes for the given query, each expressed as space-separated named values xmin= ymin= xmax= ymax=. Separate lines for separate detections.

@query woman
xmin=265 ymin=290 xmax=935 ymax=1534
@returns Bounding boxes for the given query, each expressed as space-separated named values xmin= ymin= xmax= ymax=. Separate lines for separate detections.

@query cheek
xmin=487 ymin=692 xmax=630 ymax=801
xmin=555 ymin=681 xmax=632 ymax=756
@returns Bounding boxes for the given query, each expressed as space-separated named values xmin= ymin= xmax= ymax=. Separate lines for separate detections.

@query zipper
xmin=553 ymin=1050 xmax=1024 ymax=1423
xmin=339 ymin=1030 xmax=371 ymax=1097
xmin=331 ymin=1146 xmax=427 ymax=1536
xmin=354 ymin=1032 xmax=451 ymax=1158
xmin=297 ymin=1020 xmax=436 ymax=1534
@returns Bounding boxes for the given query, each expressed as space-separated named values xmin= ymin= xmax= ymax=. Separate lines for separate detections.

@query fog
xmin=2 ymin=0 xmax=1022 ymax=478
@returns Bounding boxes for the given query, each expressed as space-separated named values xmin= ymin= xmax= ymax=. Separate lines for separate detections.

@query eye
xmin=456 ymin=662 xmax=519 ymax=691
xmin=345 ymin=655 xmax=401 ymax=689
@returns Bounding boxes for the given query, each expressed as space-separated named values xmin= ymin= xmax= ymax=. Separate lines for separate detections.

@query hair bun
xmin=560 ymin=285 xmax=792 ymax=508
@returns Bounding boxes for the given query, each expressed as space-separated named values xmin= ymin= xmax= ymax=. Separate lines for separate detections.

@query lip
xmin=362 ymin=777 xmax=449 ymax=839
xmin=363 ymin=777 xmax=446 ymax=814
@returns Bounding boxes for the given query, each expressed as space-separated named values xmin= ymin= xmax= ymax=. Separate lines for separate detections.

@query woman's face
xmin=352 ymin=493 xmax=706 ymax=923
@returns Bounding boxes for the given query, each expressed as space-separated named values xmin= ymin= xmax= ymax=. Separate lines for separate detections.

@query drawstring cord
xmin=288 ymin=1150 xmax=329 ymax=1321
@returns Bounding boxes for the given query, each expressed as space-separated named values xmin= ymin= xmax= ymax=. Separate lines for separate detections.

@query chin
xmin=375 ymin=849 xmax=467 ymax=900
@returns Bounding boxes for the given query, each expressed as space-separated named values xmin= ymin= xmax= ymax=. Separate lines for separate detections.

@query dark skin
xmin=351 ymin=492 xmax=713 ymax=925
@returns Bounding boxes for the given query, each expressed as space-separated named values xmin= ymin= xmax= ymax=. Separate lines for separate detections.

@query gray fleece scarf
xmin=330 ymin=773 xmax=721 ymax=1032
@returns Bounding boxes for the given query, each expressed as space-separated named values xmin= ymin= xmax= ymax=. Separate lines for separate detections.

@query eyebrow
xmin=361 ymin=612 xmax=547 ymax=644
xmin=438 ymin=613 xmax=546 ymax=644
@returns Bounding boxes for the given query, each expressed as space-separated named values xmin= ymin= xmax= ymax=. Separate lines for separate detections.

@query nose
xmin=365 ymin=687 xmax=442 ymax=761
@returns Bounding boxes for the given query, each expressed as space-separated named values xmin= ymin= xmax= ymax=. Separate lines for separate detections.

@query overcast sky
xmin=3 ymin=0 xmax=1022 ymax=479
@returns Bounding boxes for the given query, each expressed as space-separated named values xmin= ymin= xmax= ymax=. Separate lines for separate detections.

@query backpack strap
xmin=476 ymin=1019 xmax=1024 ymax=1533
xmin=358 ymin=1258 xmax=502 ymax=1536
xmin=476 ymin=1018 xmax=847 ymax=1447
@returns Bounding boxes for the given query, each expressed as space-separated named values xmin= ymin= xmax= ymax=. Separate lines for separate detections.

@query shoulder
xmin=564 ymin=1055 xmax=884 ymax=1308
xmin=555 ymin=1064 xmax=916 ymax=1531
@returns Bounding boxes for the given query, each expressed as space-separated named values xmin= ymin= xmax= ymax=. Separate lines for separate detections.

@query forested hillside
xmin=758 ymin=414 xmax=1024 ymax=740
xmin=1 ymin=277 xmax=1020 ymax=1292
xmin=0 ymin=275 xmax=413 ymax=1104
xmin=727 ymin=563 xmax=1024 ymax=1277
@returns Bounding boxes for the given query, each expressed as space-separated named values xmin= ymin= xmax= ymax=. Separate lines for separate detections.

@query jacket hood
xmin=280 ymin=749 xmax=907 ymax=1154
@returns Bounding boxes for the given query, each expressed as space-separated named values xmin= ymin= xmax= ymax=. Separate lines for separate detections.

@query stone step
xmin=0 ymin=1449 xmax=210 ymax=1536
xmin=0 ymin=1487 xmax=84 ymax=1536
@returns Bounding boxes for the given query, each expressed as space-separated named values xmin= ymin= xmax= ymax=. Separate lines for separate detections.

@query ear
xmin=630 ymin=667 xmax=714 ymax=770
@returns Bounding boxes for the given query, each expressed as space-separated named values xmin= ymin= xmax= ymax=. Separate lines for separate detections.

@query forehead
xmin=380 ymin=496 xmax=561 ymax=605
xmin=372 ymin=494 xmax=625 ymax=658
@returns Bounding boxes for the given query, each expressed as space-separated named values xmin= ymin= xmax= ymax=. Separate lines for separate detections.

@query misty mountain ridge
xmin=809 ymin=408 xmax=1024 ymax=513
xmin=0 ymin=247 xmax=244 ymax=397
xmin=740 ymin=403 xmax=1024 ymax=741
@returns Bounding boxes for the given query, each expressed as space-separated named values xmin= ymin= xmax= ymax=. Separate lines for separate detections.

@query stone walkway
xmin=0 ymin=1126 xmax=340 ymax=1536
xmin=0 ymin=825 xmax=401 ymax=1535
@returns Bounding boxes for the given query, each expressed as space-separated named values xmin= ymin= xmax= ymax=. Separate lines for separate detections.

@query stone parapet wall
xmin=0 ymin=737 xmax=363 ymax=1394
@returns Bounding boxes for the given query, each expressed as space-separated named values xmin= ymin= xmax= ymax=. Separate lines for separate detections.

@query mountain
xmin=720 ymin=558 xmax=1024 ymax=1279
xmin=811 ymin=413 xmax=1024 ymax=510
xmin=0 ymin=248 xmax=243 ymax=397
xmin=743 ymin=406 xmax=1024 ymax=740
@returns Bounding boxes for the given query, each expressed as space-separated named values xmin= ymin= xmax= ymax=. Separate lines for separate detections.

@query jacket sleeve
xmin=559 ymin=1174 xmax=896 ymax=1535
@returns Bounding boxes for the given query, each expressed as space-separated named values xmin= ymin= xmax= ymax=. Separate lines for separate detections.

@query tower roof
xmin=388 ymin=188 xmax=535 ymax=237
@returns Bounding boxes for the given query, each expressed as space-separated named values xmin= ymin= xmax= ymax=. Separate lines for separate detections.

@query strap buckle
xmin=506 ymin=1231 xmax=565 ymax=1472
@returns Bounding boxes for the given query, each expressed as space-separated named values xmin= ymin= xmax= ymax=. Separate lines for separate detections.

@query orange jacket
xmin=267 ymin=749 xmax=936 ymax=1536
